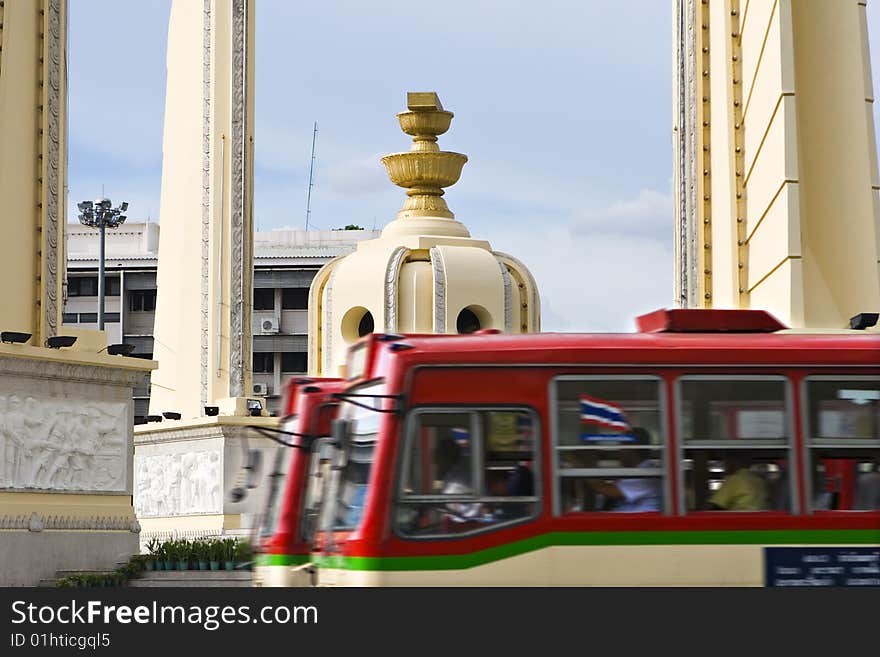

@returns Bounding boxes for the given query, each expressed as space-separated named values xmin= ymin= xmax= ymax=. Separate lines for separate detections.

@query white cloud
xmin=572 ymin=188 xmax=672 ymax=241
xmin=490 ymin=188 xmax=674 ymax=332
xmin=322 ymin=155 xmax=390 ymax=197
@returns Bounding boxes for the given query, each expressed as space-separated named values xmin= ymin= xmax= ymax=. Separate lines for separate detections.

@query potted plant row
xmin=143 ymin=538 xmax=253 ymax=571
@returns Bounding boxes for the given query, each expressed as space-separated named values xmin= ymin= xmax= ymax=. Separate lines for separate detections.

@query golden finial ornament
xmin=381 ymin=92 xmax=468 ymax=220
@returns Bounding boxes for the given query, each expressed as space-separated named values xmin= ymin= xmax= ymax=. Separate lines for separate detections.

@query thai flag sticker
xmin=579 ymin=395 xmax=630 ymax=431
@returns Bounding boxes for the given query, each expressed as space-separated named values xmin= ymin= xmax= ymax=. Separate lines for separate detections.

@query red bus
xmin=255 ymin=378 xmax=343 ymax=586
xmin=255 ymin=309 xmax=880 ymax=586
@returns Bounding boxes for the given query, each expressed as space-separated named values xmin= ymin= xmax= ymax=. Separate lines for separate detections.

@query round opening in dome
xmin=358 ymin=311 xmax=374 ymax=337
xmin=456 ymin=308 xmax=481 ymax=334
xmin=341 ymin=306 xmax=375 ymax=343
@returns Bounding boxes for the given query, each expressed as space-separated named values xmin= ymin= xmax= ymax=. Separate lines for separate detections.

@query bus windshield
xmin=259 ymin=415 xmax=298 ymax=539
xmin=304 ymin=382 xmax=382 ymax=545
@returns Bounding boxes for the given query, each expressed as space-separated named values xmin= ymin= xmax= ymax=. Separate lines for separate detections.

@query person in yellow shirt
xmin=709 ymin=454 xmax=769 ymax=511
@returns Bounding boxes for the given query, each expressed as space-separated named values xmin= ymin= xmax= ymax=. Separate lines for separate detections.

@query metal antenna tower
xmin=305 ymin=122 xmax=318 ymax=230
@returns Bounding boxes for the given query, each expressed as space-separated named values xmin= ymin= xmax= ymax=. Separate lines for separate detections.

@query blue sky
xmin=67 ymin=1 xmax=880 ymax=332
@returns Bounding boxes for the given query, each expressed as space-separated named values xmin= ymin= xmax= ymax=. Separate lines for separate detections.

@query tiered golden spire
xmin=381 ymin=92 xmax=468 ymax=220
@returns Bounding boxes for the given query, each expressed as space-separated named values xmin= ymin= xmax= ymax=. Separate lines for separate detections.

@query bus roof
xmin=366 ymin=330 xmax=880 ymax=370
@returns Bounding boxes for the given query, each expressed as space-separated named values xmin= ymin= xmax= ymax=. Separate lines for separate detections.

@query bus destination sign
xmin=765 ymin=547 xmax=880 ymax=587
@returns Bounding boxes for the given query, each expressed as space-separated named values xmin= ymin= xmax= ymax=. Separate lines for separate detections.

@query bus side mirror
xmin=229 ymin=449 xmax=263 ymax=503
xmin=245 ymin=449 xmax=262 ymax=489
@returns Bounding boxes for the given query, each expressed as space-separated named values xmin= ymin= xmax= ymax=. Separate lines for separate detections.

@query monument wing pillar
xmin=673 ymin=0 xmax=880 ymax=328
xmin=150 ymin=0 xmax=255 ymax=420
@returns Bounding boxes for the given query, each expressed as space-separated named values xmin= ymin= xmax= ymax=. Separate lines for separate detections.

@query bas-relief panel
xmin=134 ymin=449 xmax=222 ymax=517
xmin=0 ymin=395 xmax=127 ymax=492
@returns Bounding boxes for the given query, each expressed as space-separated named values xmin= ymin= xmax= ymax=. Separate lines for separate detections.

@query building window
xmin=281 ymin=288 xmax=309 ymax=310
xmin=129 ymin=290 xmax=156 ymax=312
xmin=62 ymin=313 xmax=79 ymax=324
xmin=679 ymin=377 xmax=791 ymax=513
xmin=78 ymin=313 xmax=98 ymax=324
xmin=395 ymin=408 xmax=538 ymax=538
xmin=253 ymin=352 xmax=274 ymax=373
xmin=68 ymin=276 xmax=98 ymax=296
xmin=554 ymin=377 xmax=665 ymax=514
xmin=254 ymin=288 xmax=275 ymax=311
xmin=105 ymin=277 xmax=121 ymax=296
xmin=805 ymin=377 xmax=880 ymax=511
xmin=281 ymin=352 xmax=307 ymax=373
xmin=104 ymin=312 xmax=120 ymax=323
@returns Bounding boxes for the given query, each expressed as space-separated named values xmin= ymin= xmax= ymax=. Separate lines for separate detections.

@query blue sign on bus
xmin=765 ymin=547 xmax=880 ymax=587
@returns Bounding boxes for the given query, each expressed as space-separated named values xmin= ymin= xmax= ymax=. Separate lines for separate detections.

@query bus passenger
xmin=709 ymin=454 xmax=768 ymax=511
xmin=434 ymin=437 xmax=480 ymax=523
xmin=486 ymin=464 xmax=535 ymax=520
xmin=586 ymin=428 xmax=662 ymax=513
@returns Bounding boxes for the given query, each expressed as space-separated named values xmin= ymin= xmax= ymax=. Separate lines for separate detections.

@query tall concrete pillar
xmin=135 ymin=1 xmax=271 ymax=544
xmin=150 ymin=0 xmax=255 ymax=419
xmin=673 ymin=0 xmax=880 ymax=328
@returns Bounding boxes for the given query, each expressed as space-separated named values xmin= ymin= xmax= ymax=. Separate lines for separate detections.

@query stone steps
xmin=55 ymin=569 xmax=121 ymax=579
xmin=128 ymin=570 xmax=253 ymax=587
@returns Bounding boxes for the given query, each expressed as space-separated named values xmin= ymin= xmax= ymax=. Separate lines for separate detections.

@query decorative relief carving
xmin=0 ymin=395 xmax=127 ymax=492
xmin=228 ymin=0 xmax=249 ymax=397
xmin=673 ymin=0 xmax=699 ymax=307
xmin=0 ymin=514 xmax=138 ymax=532
xmin=0 ymin=355 xmax=149 ymax=388
xmin=43 ymin=0 xmax=64 ymax=337
xmin=134 ymin=449 xmax=222 ymax=517
xmin=200 ymin=0 xmax=212 ymax=407
xmin=430 ymin=247 xmax=446 ymax=333
xmin=495 ymin=256 xmax=513 ymax=333
xmin=384 ymin=247 xmax=408 ymax=332
xmin=322 ymin=267 xmax=337 ymax=374
xmin=493 ymin=251 xmax=541 ymax=331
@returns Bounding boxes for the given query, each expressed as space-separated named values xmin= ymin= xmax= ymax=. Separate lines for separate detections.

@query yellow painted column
xmin=0 ymin=0 xmax=67 ymax=341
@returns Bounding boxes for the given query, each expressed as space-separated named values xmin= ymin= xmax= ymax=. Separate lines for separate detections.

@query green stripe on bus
xmin=255 ymin=554 xmax=311 ymax=567
xmin=310 ymin=529 xmax=880 ymax=572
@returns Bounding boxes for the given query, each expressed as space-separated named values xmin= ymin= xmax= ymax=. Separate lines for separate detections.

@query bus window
xmin=552 ymin=377 xmax=665 ymax=514
xmin=301 ymin=438 xmax=335 ymax=543
xmin=395 ymin=409 xmax=539 ymax=538
xmin=805 ymin=377 xmax=880 ymax=511
xmin=679 ymin=377 xmax=791 ymax=513
xmin=259 ymin=444 xmax=293 ymax=539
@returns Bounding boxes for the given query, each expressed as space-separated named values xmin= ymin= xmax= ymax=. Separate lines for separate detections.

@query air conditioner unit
xmin=260 ymin=317 xmax=279 ymax=334
xmin=252 ymin=383 xmax=270 ymax=396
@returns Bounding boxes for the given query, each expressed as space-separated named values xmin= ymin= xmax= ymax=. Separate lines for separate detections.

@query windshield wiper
xmin=330 ymin=392 xmax=404 ymax=414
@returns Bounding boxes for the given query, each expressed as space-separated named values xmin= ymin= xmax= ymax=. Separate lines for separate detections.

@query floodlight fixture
xmin=205 ymin=406 xmax=220 ymax=417
xmin=1 ymin=332 xmax=32 ymax=344
xmin=145 ymin=415 xmax=163 ymax=423
xmin=162 ymin=411 xmax=182 ymax=420
xmin=247 ymin=398 xmax=263 ymax=417
xmin=46 ymin=335 xmax=77 ymax=349
xmin=849 ymin=312 xmax=879 ymax=331
xmin=107 ymin=343 xmax=136 ymax=356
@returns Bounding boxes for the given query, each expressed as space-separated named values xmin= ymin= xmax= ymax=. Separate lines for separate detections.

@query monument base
xmin=0 ymin=523 xmax=138 ymax=587
xmin=0 ymin=344 xmax=153 ymax=586
xmin=134 ymin=416 xmax=279 ymax=547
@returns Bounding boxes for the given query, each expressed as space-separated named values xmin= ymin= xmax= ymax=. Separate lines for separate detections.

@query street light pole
xmin=76 ymin=197 xmax=128 ymax=332
xmin=98 ymin=222 xmax=106 ymax=329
